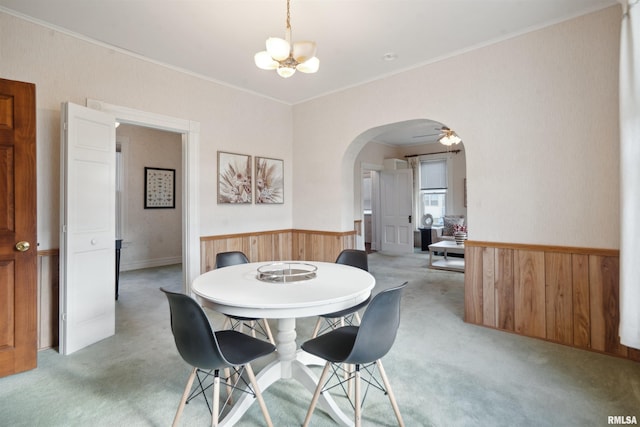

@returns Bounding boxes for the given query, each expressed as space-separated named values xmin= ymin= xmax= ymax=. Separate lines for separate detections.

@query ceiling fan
xmin=413 ymin=126 xmax=462 ymax=146
xmin=411 ymin=127 xmax=444 ymax=139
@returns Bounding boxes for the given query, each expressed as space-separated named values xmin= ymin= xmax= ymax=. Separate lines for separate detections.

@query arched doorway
xmin=347 ymin=119 xmax=467 ymax=255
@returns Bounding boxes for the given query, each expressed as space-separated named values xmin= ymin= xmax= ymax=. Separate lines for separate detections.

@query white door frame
xmin=87 ymin=99 xmax=200 ymax=294
xmin=361 ymin=162 xmax=382 ymax=251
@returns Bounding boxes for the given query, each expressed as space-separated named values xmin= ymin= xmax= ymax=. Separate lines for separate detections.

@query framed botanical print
xmin=255 ymin=156 xmax=284 ymax=204
xmin=217 ymin=151 xmax=252 ymax=204
xmin=144 ymin=167 xmax=175 ymax=208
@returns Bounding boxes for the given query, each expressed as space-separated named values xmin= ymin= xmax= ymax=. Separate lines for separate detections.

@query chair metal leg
xmin=354 ymin=364 xmax=361 ymax=427
xmin=376 ymin=360 xmax=405 ymax=427
xmin=173 ymin=367 xmax=198 ymax=427
xmin=245 ymin=362 xmax=274 ymax=427
xmin=303 ymin=362 xmax=332 ymax=427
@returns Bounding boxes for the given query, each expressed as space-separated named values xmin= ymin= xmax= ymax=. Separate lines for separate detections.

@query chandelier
xmin=254 ymin=0 xmax=319 ymax=78
xmin=438 ymin=128 xmax=462 ymax=146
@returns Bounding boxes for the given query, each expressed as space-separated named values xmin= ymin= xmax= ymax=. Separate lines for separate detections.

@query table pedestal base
xmin=218 ymin=318 xmax=353 ymax=426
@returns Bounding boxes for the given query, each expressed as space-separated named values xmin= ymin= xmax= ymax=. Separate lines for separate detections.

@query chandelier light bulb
xmin=277 ymin=66 xmax=296 ymax=78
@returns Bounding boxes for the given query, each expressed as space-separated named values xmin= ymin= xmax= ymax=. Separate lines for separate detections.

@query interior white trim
xmin=86 ymin=99 xmax=200 ymax=294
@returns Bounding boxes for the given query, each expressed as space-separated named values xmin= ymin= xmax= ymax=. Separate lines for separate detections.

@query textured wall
xmin=293 ymin=6 xmax=621 ymax=249
xmin=0 ymin=11 xmax=292 ymax=250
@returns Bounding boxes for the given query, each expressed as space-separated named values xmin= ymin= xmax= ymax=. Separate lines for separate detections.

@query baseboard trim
xmin=120 ymin=256 xmax=182 ymax=272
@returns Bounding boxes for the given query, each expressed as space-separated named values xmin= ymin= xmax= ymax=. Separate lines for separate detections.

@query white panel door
xmin=380 ymin=169 xmax=413 ymax=253
xmin=60 ymin=102 xmax=116 ymax=355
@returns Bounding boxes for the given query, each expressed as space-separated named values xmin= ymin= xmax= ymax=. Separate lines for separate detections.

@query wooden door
xmin=60 ymin=102 xmax=115 ymax=355
xmin=0 ymin=78 xmax=37 ymax=377
xmin=380 ymin=169 xmax=413 ymax=253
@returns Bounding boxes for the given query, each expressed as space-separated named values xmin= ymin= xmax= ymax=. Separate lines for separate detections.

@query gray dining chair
xmin=301 ymin=282 xmax=408 ymax=427
xmin=311 ymin=249 xmax=370 ymax=338
xmin=161 ymin=288 xmax=275 ymax=427
xmin=215 ymin=251 xmax=275 ymax=345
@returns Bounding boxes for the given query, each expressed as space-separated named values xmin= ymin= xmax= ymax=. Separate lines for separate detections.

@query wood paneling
xmin=463 ymin=245 xmax=483 ymax=324
xmin=201 ymin=229 xmax=356 ymax=273
xmin=495 ymin=248 xmax=514 ymax=331
xmin=464 ymin=241 xmax=636 ymax=362
xmin=572 ymin=254 xmax=590 ymax=348
xmin=514 ymin=250 xmax=545 ymax=338
xmin=37 ymin=251 xmax=58 ymax=350
xmin=545 ymin=252 xmax=573 ymax=345
xmin=481 ymin=246 xmax=494 ymax=327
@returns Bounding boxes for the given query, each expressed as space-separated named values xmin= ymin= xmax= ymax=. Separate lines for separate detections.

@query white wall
xmin=0 ymin=6 xmax=622 ymax=253
xmin=293 ymin=6 xmax=621 ymax=249
xmin=0 ymin=11 xmax=293 ymax=251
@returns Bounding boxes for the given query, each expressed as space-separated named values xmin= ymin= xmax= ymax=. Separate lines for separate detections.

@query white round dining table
xmin=191 ymin=261 xmax=375 ymax=426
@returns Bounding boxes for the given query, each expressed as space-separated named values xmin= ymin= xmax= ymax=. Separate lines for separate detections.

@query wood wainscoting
xmin=37 ymin=250 xmax=59 ymax=350
xmin=464 ymin=241 xmax=640 ymax=362
xmin=200 ymin=229 xmax=357 ymax=272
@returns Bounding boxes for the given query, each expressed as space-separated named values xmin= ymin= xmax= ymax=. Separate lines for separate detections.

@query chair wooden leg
xmin=245 ymin=363 xmax=273 ymax=427
xmin=222 ymin=317 xmax=231 ymax=330
xmin=354 ymin=312 xmax=362 ymax=324
xmin=223 ymin=368 xmax=233 ymax=405
xmin=247 ymin=320 xmax=258 ymax=338
xmin=261 ymin=319 xmax=276 ymax=345
xmin=376 ymin=360 xmax=405 ymax=427
xmin=311 ymin=317 xmax=322 ymax=338
xmin=303 ymin=362 xmax=331 ymax=427
xmin=172 ymin=367 xmax=197 ymax=427
xmin=212 ymin=372 xmax=220 ymax=427
xmin=354 ymin=364 xmax=361 ymax=427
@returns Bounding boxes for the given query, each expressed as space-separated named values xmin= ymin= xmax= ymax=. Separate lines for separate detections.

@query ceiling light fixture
xmin=254 ymin=0 xmax=319 ymax=78
xmin=438 ymin=128 xmax=462 ymax=146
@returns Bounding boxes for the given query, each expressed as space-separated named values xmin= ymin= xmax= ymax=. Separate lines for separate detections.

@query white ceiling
xmin=0 ymin=0 xmax=617 ymax=144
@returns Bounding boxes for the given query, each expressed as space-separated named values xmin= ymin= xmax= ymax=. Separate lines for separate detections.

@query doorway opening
xmin=88 ymin=99 xmax=200 ymax=294
xmin=351 ymin=119 xmax=467 ymax=258
xmin=115 ymin=125 xmax=183 ymax=275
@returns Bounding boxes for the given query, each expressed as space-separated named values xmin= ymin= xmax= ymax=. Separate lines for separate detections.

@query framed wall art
xmin=217 ymin=151 xmax=252 ymax=204
xmin=255 ymin=156 xmax=284 ymax=204
xmin=144 ymin=167 xmax=175 ymax=209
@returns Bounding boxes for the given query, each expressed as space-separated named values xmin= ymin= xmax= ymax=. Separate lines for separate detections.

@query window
xmin=419 ymin=159 xmax=448 ymax=226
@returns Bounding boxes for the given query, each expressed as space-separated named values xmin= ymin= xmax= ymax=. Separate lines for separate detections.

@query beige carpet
xmin=0 ymin=251 xmax=638 ymax=426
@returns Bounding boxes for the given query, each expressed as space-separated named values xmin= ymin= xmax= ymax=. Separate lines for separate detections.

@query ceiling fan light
xmin=292 ymin=41 xmax=316 ymax=63
xmin=296 ymin=56 xmax=319 ymax=73
xmin=439 ymin=135 xmax=452 ymax=146
xmin=254 ymin=51 xmax=279 ymax=70
xmin=277 ymin=66 xmax=296 ymax=78
xmin=266 ymin=37 xmax=291 ymax=61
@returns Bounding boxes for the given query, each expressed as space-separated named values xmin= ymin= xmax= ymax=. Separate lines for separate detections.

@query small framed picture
xmin=144 ymin=167 xmax=175 ymax=209
xmin=217 ymin=151 xmax=252 ymax=204
xmin=255 ymin=157 xmax=284 ymax=204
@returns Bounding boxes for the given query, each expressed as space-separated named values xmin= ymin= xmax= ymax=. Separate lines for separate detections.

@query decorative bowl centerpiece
xmin=257 ymin=262 xmax=318 ymax=283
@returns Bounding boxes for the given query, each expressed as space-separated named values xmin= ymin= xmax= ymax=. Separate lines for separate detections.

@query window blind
xmin=420 ymin=159 xmax=447 ymax=190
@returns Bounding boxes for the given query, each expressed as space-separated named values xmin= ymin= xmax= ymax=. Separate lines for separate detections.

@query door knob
xmin=15 ymin=241 xmax=31 ymax=252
